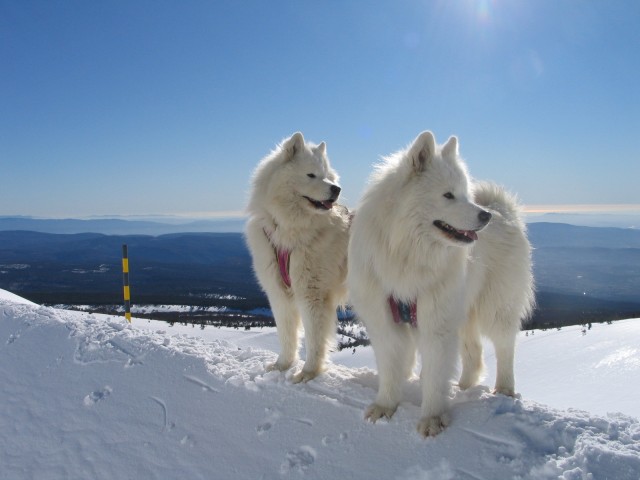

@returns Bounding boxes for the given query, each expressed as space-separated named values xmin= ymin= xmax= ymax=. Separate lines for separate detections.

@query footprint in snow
xmin=83 ymin=386 xmax=112 ymax=406
xmin=257 ymin=407 xmax=281 ymax=435
xmin=280 ymin=446 xmax=316 ymax=475
xmin=256 ymin=407 xmax=313 ymax=435
xmin=321 ymin=432 xmax=348 ymax=446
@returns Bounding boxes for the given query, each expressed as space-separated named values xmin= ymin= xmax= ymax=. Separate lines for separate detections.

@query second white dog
xmin=245 ymin=132 xmax=350 ymax=383
xmin=347 ymin=131 xmax=534 ymax=436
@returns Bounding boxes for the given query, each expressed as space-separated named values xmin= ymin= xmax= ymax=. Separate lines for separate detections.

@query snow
xmin=1 ymin=289 xmax=639 ymax=479
xmin=0 ymin=288 xmax=36 ymax=305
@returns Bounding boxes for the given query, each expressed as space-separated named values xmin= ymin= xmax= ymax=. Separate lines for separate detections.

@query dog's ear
xmin=442 ymin=135 xmax=458 ymax=160
xmin=409 ymin=131 xmax=436 ymax=173
xmin=283 ymin=132 xmax=305 ymax=160
xmin=313 ymin=141 xmax=326 ymax=156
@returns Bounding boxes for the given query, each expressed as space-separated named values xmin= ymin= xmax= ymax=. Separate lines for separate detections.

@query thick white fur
xmin=245 ymin=132 xmax=350 ymax=383
xmin=347 ymin=131 xmax=534 ymax=437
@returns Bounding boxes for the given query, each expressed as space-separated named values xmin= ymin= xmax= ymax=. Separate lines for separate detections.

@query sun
xmin=475 ymin=0 xmax=493 ymax=24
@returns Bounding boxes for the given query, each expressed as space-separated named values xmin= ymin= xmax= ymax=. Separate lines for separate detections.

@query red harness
xmin=275 ymin=247 xmax=291 ymax=288
xmin=388 ymin=296 xmax=417 ymax=327
xmin=263 ymin=229 xmax=291 ymax=288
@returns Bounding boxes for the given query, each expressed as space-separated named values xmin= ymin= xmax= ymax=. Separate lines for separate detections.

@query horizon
xmin=2 ymin=204 xmax=640 ymax=233
xmin=2 ymin=1 xmax=639 ymax=217
xmin=2 ymin=204 xmax=640 ymax=220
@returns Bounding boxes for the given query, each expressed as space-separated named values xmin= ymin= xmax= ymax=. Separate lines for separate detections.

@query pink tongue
xmin=464 ymin=230 xmax=478 ymax=241
xmin=321 ymin=200 xmax=334 ymax=209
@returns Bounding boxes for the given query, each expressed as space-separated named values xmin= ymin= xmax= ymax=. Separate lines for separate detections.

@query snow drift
xmin=1 ymin=289 xmax=639 ymax=479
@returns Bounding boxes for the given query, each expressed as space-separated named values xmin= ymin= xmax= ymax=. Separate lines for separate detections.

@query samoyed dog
xmin=245 ymin=132 xmax=351 ymax=383
xmin=348 ymin=131 xmax=534 ymax=437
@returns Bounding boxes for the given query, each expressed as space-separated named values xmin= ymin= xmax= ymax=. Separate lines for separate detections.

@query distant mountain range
xmin=0 ymin=222 xmax=639 ymax=329
xmin=0 ymin=216 xmax=246 ymax=235
xmin=3 ymin=212 xmax=639 ymax=235
xmin=527 ymin=223 xmax=640 ymax=304
xmin=527 ymin=222 xmax=640 ymax=249
xmin=526 ymin=212 xmax=640 ymax=229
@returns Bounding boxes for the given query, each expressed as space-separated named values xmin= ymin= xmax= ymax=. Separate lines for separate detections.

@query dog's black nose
xmin=478 ymin=210 xmax=492 ymax=224
xmin=330 ymin=185 xmax=341 ymax=196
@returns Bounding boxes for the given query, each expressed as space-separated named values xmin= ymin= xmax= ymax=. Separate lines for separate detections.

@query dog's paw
xmin=457 ymin=379 xmax=477 ymax=391
xmin=416 ymin=413 xmax=450 ymax=437
xmin=364 ymin=403 xmax=396 ymax=423
xmin=291 ymin=369 xmax=319 ymax=384
xmin=493 ymin=386 xmax=516 ymax=397
xmin=266 ymin=360 xmax=293 ymax=373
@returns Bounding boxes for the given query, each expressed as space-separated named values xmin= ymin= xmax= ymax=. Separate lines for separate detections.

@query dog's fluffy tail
xmin=472 ymin=181 xmax=525 ymax=227
xmin=472 ymin=180 xmax=536 ymax=324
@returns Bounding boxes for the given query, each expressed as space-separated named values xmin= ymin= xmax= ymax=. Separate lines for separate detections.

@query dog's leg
xmin=291 ymin=301 xmax=337 ymax=384
xmin=490 ymin=326 xmax=517 ymax=396
xmin=246 ymin=222 xmax=301 ymax=373
xmin=266 ymin=292 xmax=301 ymax=373
xmin=365 ymin=318 xmax=416 ymax=422
xmin=416 ymin=298 xmax=462 ymax=437
xmin=458 ymin=311 xmax=484 ymax=390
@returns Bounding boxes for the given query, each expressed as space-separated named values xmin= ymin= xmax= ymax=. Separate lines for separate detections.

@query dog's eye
xmin=443 ymin=192 xmax=455 ymax=200
xmin=307 ymin=173 xmax=316 ymax=179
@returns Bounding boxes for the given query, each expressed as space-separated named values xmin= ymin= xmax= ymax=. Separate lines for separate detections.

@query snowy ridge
xmin=1 ymin=291 xmax=639 ymax=479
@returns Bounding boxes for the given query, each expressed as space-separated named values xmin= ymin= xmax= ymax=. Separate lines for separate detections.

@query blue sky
xmin=1 ymin=0 xmax=638 ymax=218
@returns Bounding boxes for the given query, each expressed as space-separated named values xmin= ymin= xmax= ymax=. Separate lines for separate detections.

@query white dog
xmin=245 ymin=132 xmax=350 ymax=383
xmin=348 ymin=131 xmax=534 ymax=436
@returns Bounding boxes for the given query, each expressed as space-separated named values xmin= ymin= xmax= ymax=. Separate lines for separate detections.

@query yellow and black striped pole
xmin=122 ymin=244 xmax=132 ymax=323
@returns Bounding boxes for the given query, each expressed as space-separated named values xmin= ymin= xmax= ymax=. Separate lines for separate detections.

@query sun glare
xmin=475 ymin=0 xmax=492 ymax=23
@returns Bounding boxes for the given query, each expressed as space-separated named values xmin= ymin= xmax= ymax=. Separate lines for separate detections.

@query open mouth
xmin=433 ymin=220 xmax=478 ymax=243
xmin=303 ymin=196 xmax=335 ymax=210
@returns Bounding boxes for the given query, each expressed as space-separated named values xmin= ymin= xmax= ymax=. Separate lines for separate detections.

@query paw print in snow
xmin=83 ymin=386 xmax=112 ymax=406
xmin=280 ymin=446 xmax=316 ymax=474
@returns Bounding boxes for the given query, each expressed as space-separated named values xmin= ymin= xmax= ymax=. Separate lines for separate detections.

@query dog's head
xmin=401 ymin=130 xmax=491 ymax=246
xmin=282 ymin=132 xmax=341 ymax=212
xmin=249 ymin=132 xmax=342 ymax=217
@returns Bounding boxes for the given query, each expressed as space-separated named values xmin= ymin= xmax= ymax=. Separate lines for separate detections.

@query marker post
xmin=122 ymin=245 xmax=132 ymax=323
